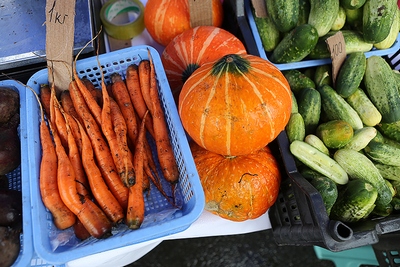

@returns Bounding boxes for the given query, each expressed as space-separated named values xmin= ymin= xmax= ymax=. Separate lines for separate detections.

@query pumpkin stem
xmin=211 ymin=54 xmax=250 ymax=76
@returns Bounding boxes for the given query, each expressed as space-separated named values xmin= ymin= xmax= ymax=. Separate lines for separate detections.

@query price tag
xmin=325 ymin=31 xmax=346 ymax=85
xmin=188 ymin=0 xmax=213 ymax=27
xmin=251 ymin=0 xmax=268 ymax=18
xmin=46 ymin=0 xmax=76 ymax=93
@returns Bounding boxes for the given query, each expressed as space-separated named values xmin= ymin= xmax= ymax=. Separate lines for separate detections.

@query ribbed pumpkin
xmin=144 ymin=0 xmax=224 ymax=47
xmin=179 ymin=54 xmax=292 ymax=156
xmin=190 ymin=141 xmax=281 ymax=221
xmin=161 ymin=26 xmax=247 ymax=99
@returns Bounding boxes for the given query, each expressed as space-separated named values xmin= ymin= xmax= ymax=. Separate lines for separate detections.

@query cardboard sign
xmin=188 ymin=0 xmax=213 ymax=27
xmin=46 ymin=0 xmax=76 ymax=93
xmin=325 ymin=31 xmax=346 ymax=85
xmin=251 ymin=0 xmax=268 ymax=18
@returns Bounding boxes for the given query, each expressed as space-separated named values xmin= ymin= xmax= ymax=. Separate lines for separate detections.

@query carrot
xmin=60 ymin=91 xmax=83 ymax=153
xmin=73 ymin=218 xmax=91 ymax=241
xmin=56 ymin=108 xmax=112 ymax=238
xmin=138 ymin=60 xmax=152 ymax=114
xmin=49 ymin=86 xmax=69 ymax=150
xmin=76 ymin=118 xmax=125 ymax=224
xmin=39 ymin=84 xmax=52 ymax=117
xmin=125 ymin=64 xmax=155 ymax=137
xmin=72 ymin=58 xmax=102 ymax=127
xmin=69 ymin=80 xmax=129 ymax=210
xmin=39 ymin=109 xmax=76 ymax=230
xmin=61 ymin=105 xmax=91 ymax=199
xmin=145 ymin=56 xmax=179 ymax=184
xmin=76 ymin=197 xmax=112 ymax=239
xmin=111 ymin=73 xmax=139 ymax=147
xmin=126 ymin=111 xmax=148 ymax=229
xmin=82 ymin=78 xmax=103 ymax=107
xmin=109 ymin=97 xmax=136 ymax=187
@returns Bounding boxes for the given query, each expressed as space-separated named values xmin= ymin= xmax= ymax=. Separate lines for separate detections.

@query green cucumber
xmin=364 ymin=140 xmax=400 ymax=167
xmin=363 ymin=0 xmax=397 ymax=43
xmin=283 ymin=69 xmax=316 ymax=95
xmin=309 ymin=30 xmax=373 ymax=59
xmin=298 ymin=87 xmax=321 ymax=135
xmin=270 ymin=24 xmax=319 ymax=63
xmin=330 ymin=179 xmax=378 ymax=222
xmin=286 ymin=113 xmax=306 ymax=143
xmin=291 ymin=91 xmax=298 ymax=113
xmin=344 ymin=7 xmax=363 ymax=30
xmin=391 ymin=196 xmax=400 ymax=210
xmin=331 ymin=6 xmax=347 ymax=31
xmin=314 ymin=65 xmax=332 ymax=87
xmin=318 ymin=84 xmax=364 ymax=130
xmin=304 ymin=134 xmax=330 ymax=155
xmin=310 ymin=176 xmax=338 ymax=215
xmin=378 ymin=120 xmax=400 ymax=142
xmin=298 ymin=0 xmax=311 ymax=25
xmin=375 ymin=164 xmax=400 ymax=181
xmin=364 ymin=55 xmax=400 ymax=123
xmin=340 ymin=0 xmax=367 ymax=10
xmin=374 ymin=5 xmax=399 ymax=49
xmin=335 ymin=52 xmax=366 ymax=98
xmin=372 ymin=202 xmax=393 ymax=217
xmin=346 ymin=88 xmax=382 ymax=127
xmin=266 ymin=0 xmax=299 ymax=33
xmin=344 ymin=126 xmax=377 ymax=151
xmin=316 ymin=120 xmax=354 ymax=149
xmin=290 ymin=140 xmax=349 ymax=185
xmin=253 ymin=12 xmax=281 ymax=52
xmin=333 ymin=148 xmax=393 ymax=206
xmin=391 ymin=180 xmax=400 ymax=196
xmin=308 ymin=0 xmax=340 ymax=37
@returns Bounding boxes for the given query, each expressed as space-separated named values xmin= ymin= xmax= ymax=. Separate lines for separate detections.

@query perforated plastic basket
xmin=0 ymin=80 xmax=33 ymax=267
xmin=245 ymin=0 xmax=400 ymax=71
xmin=25 ymin=45 xmax=205 ymax=265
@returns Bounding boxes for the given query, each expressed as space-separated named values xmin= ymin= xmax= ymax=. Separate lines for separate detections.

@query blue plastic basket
xmin=245 ymin=0 xmax=400 ymax=71
xmin=25 ymin=45 xmax=205 ymax=265
xmin=0 ymin=80 xmax=34 ymax=267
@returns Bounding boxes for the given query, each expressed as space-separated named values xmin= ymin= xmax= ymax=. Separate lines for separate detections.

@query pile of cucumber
xmin=285 ymin=53 xmax=400 ymax=223
xmin=254 ymin=0 xmax=399 ymax=63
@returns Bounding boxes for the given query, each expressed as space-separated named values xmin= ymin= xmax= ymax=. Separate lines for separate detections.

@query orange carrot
xmin=125 ymin=64 xmax=155 ymax=137
xmin=138 ymin=60 xmax=152 ymax=114
xmin=60 ymin=91 xmax=83 ymax=153
xmin=39 ymin=110 xmax=76 ymax=230
xmin=82 ymin=78 xmax=103 ymax=107
xmin=146 ymin=56 xmax=179 ymax=184
xmin=69 ymin=80 xmax=129 ymax=210
xmin=50 ymin=86 xmax=69 ymax=150
xmin=109 ymin=97 xmax=136 ymax=187
xmin=76 ymin=118 xmax=125 ymax=224
xmin=77 ymin=198 xmax=112 ymax=239
xmin=39 ymin=84 xmax=52 ymax=117
xmin=111 ymin=73 xmax=139 ymax=149
xmin=126 ymin=111 xmax=148 ymax=229
xmin=73 ymin=218 xmax=91 ymax=241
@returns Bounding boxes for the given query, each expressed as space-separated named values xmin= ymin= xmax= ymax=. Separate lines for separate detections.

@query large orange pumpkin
xmin=161 ymin=26 xmax=247 ymax=99
xmin=190 ymin=141 xmax=281 ymax=221
xmin=179 ymin=54 xmax=292 ymax=156
xmin=144 ymin=0 xmax=224 ymax=47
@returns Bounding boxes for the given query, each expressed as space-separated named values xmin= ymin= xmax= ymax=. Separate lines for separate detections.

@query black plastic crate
xmin=372 ymin=231 xmax=400 ymax=267
xmin=229 ymin=0 xmax=400 ymax=252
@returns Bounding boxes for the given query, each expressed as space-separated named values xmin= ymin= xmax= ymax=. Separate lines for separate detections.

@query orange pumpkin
xmin=161 ymin=26 xmax=247 ymax=99
xmin=179 ymin=54 xmax=292 ymax=156
xmin=190 ymin=141 xmax=281 ymax=221
xmin=144 ymin=0 xmax=224 ymax=47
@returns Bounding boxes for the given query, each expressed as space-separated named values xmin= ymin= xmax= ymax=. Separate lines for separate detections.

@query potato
xmin=0 ymin=226 xmax=21 ymax=267
xmin=0 ymin=127 xmax=20 ymax=175
xmin=0 ymin=189 xmax=22 ymax=227
xmin=0 ymin=87 xmax=19 ymax=126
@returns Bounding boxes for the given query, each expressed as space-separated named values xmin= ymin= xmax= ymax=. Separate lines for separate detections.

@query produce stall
xmin=2 ymin=0 xmax=400 ymax=266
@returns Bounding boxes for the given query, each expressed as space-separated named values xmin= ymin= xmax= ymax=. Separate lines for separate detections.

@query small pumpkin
xmin=179 ymin=54 xmax=292 ymax=156
xmin=190 ymin=141 xmax=281 ymax=221
xmin=161 ymin=26 xmax=247 ymax=99
xmin=144 ymin=0 xmax=224 ymax=47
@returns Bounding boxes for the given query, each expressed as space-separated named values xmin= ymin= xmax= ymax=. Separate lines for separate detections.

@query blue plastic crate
xmin=25 ymin=45 xmax=205 ymax=265
xmin=245 ymin=0 xmax=400 ymax=71
xmin=0 ymin=80 xmax=34 ymax=267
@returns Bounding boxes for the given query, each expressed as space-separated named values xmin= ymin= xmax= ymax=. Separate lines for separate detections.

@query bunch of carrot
xmin=37 ymin=53 xmax=179 ymax=240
